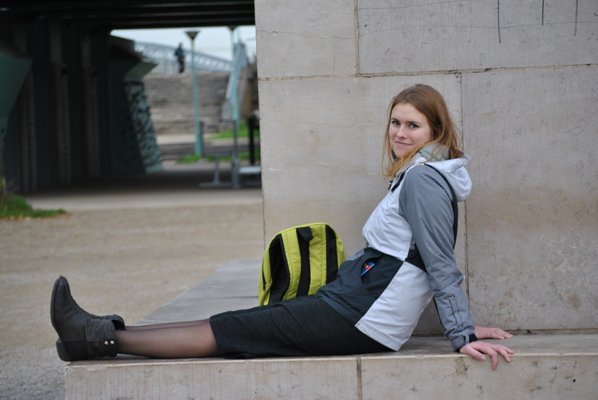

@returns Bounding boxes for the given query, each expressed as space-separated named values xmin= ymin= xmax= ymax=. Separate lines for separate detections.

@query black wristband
xmin=455 ymin=333 xmax=478 ymax=353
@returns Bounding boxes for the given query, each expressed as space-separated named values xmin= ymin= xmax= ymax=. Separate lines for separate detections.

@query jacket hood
xmin=414 ymin=144 xmax=472 ymax=202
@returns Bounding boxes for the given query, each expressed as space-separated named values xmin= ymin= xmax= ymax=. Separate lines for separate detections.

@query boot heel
xmin=55 ymin=340 xmax=71 ymax=361
xmin=56 ymin=340 xmax=89 ymax=361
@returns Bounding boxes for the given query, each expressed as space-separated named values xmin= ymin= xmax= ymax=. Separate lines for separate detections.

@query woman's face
xmin=388 ymin=102 xmax=433 ymax=158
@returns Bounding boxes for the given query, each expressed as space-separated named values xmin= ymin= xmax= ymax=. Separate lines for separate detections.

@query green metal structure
xmin=0 ymin=1 xmax=255 ymax=193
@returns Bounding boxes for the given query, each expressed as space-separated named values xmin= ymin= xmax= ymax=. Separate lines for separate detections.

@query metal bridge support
xmin=109 ymin=42 xmax=161 ymax=176
xmin=0 ymin=36 xmax=32 ymax=192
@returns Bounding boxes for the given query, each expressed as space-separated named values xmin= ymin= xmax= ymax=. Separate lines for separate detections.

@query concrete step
xmin=144 ymin=72 xmax=229 ymax=135
xmin=64 ymin=261 xmax=598 ymax=400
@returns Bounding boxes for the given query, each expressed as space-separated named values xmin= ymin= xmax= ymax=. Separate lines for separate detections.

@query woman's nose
xmin=396 ymin=125 xmax=407 ymax=137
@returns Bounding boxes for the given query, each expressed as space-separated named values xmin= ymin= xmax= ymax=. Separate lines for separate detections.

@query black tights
xmin=116 ymin=320 xmax=219 ymax=358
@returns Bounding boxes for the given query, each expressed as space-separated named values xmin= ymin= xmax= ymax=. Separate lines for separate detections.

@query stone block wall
xmin=255 ymin=0 xmax=597 ymax=332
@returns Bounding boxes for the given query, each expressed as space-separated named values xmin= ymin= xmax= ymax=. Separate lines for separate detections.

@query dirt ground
xmin=0 ymin=165 xmax=264 ymax=400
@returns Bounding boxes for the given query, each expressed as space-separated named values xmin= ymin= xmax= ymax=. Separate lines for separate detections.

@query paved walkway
xmin=0 ymin=161 xmax=264 ymax=400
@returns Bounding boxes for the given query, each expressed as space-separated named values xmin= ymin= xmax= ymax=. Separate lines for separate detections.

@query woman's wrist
xmin=455 ymin=333 xmax=478 ymax=352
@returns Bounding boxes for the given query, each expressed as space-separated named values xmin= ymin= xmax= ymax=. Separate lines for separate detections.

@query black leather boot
xmin=59 ymin=275 xmax=126 ymax=329
xmin=51 ymin=276 xmax=121 ymax=361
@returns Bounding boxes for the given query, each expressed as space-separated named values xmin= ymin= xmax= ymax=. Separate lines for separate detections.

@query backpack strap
xmin=295 ymin=225 xmax=341 ymax=296
xmin=265 ymin=235 xmax=291 ymax=302
xmin=295 ymin=227 xmax=313 ymax=297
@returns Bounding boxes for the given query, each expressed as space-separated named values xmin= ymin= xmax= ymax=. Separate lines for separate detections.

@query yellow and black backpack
xmin=259 ymin=223 xmax=344 ymax=306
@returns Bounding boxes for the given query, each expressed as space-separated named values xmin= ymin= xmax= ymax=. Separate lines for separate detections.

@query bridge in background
xmin=134 ymin=41 xmax=232 ymax=75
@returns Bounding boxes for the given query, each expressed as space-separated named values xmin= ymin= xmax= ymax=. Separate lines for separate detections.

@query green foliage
xmin=0 ymin=192 xmax=66 ymax=220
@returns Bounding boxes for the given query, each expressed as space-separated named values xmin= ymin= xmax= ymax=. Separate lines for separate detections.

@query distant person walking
xmin=174 ymin=43 xmax=185 ymax=73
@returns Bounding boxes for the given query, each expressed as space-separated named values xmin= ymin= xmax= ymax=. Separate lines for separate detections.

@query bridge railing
xmin=134 ymin=41 xmax=232 ymax=74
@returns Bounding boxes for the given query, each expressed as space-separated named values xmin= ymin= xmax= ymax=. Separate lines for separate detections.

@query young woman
xmin=51 ymin=84 xmax=514 ymax=369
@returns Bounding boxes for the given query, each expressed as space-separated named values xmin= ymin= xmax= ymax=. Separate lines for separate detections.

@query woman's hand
xmin=460 ymin=341 xmax=514 ymax=370
xmin=475 ymin=326 xmax=513 ymax=340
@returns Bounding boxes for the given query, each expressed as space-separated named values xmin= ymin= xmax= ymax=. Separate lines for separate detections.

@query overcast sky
xmin=111 ymin=26 xmax=256 ymax=61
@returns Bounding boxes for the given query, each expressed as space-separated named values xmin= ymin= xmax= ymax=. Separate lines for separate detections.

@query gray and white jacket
xmin=317 ymin=149 xmax=476 ymax=352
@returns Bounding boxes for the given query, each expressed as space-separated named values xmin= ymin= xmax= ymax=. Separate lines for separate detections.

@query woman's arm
xmin=400 ymin=167 xmax=475 ymax=350
xmin=400 ymin=167 xmax=514 ymax=368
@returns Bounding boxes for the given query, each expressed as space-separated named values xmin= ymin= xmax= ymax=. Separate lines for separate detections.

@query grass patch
xmin=210 ymin=123 xmax=260 ymax=141
xmin=177 ymin=154 xmax=203 ymax=164
xmin=177 ymin=150 xmax=260 ymax=164
xmin=0 ymin=192 xmax=66 ymax=220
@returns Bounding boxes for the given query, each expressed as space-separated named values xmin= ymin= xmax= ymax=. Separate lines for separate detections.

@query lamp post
xmin=185 ymin=30 xmax=202 ymax=157
xmin=228 ymin=25 xmax=240 ymax=188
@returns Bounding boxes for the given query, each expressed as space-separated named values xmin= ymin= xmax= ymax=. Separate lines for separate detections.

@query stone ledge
xmin=137 ymin=259 xmax=260 ymax=325
xmin=64 ymin=261 xmax=598 ymax=399
xmin=65 ymin=334 xmax=597 ymax=400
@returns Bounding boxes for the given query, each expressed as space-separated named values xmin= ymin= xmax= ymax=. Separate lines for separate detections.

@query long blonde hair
xmin=382 ymin=84 xmax=463 ymax=178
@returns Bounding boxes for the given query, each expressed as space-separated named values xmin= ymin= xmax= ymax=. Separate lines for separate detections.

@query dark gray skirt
xmin=209 ymin=296 xmax=390 ymax=358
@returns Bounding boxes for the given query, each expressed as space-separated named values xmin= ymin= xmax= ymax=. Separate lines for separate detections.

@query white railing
xmin=134 ymin=41 xmax=231 ymax=74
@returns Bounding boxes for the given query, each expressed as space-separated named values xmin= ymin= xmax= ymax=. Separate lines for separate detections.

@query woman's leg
xmin=51 ymin=276 xmax=220 ymax=360
xmin=116 ymin=320 xmax=219 ymax=358
xmin=126 ymin=320 xmax=210 ymax=330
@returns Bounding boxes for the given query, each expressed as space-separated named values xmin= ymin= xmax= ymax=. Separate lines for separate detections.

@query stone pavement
xmin=0 ymin=161 xmax=264 ymax=400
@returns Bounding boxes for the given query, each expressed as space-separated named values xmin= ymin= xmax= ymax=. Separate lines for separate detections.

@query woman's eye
xmin=391 ymin=120 xmax=400 ymax=127
xmin=408 ymin=123 xmax=419 ymax=129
